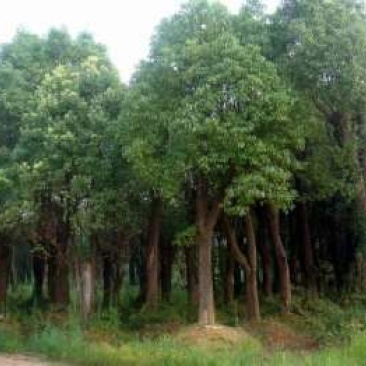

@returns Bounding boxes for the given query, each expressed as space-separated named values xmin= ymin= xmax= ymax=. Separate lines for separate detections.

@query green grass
xmin=3 ymin=289 xmax=366 ymax=365
xmin=0 ymin=323 xmax=263 ymax=365
xmin=2 ymin=322 xmax=366 ymax=365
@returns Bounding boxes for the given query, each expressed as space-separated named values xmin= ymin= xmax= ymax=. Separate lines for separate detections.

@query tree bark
xmin=145 ymin=196 xmax=163 ymax=308
xmin=185 ymin=246 xmax=198 ymax=305
xmin=224 ymin=213 xmax=260 ymax=321
xmin=198 ymin=231 xmax=215 ymax=325
xmin=47 ymin=246 xmax=56 ymax=303
xmin=102 ymin=255 xmax=112 ymax=308
xmin=257 ymin=213 xmax=272 ymax=297
xmin=0 ymin=244 xmax=10 ymax=315
xmin=160 ymin=239 xmax=175 ymax=302
xmin=44 ymin=198 xmax=70 ymax=308
xmin=112 ymin=264 xmax=124 ymax=307
xmin=244 ymin=211 xmax=260 ymax=321
xmin=196 ymin=178 xmax=222 ymax=325
xmin=32 ymin=251 xmax=46 ymax=305
xmin=48 ymin=221 xmax=70 ymax=307
xmin=224 ymin=252 xmax=235 ymax=304
xmin=80 ymin=261 xmax=93 ymax=322
xmin=53 ymin=242 xmax=69 ymax=306
xmin=265 ymin=203 xmax=291 ymax=314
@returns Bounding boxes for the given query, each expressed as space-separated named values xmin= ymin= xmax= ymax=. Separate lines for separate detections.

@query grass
xmin=2 ymin=323 xmax=366 ymax=365
xmin=2 ymin=289 xmax=366 ymax=365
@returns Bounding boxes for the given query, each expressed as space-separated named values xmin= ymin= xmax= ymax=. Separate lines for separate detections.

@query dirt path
xmin=0 ymin=354 xmax=67 ymax=365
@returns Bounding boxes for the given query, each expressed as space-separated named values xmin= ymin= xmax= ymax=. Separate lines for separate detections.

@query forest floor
xmin=2 ymin=290 xmax=366 ymax=365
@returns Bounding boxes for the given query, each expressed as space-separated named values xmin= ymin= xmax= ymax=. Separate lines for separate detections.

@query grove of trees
xmin=1 ymin=0 xmax=366 ymax=326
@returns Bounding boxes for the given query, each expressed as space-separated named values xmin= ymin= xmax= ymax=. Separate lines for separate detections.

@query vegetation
xmin=2 ymin=0 xmax=366 ymax=364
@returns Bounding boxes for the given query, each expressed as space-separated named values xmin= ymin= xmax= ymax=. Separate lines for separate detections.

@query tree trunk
xmin=32 ymin=252 xmax=46 ymax=305
xmin=47 ymin=246 xmax=56 ymax=303
xmin=198 ymin=231 xmax=215 ymax=325
xmin=265 ymin=203 xmax=291 ymax=314
xmin=80 ymin=261 xmax=93 ymax=322
xmin=224 ymin=252 xmax=235 ymax=304
xmin=48 ymin=241 xmax=69 ymax=306
xmin=0 ymin=244 xmax=10 ymax=315
xmin=244 ymin=211 xmax=260 ymax=321
xmin=296 ymin=202 xmax=317 ymax=297
xmin=160 ymin=240 xmax=175 ymax=302
xmin=145 ymin=197 xmax=163 ymax=308
xmin=46 ymin=203 xmax=70 ymax=308
xmin=257 ymin=214 xmax=272 ymax=297
xmin=185 ymin=246 xmax=198 ymax=305
xmin=195 ymin=178 xmax=222 ymax=326
xmin=224 ymin=213 xmax=260 ymax=322
xmin=112 ymin=265 xmax=124 ymax=307
xmin=102 ymin=256 xmax=112 ymax=308
xmin=53 ymin=242 xmax=69 ymax=306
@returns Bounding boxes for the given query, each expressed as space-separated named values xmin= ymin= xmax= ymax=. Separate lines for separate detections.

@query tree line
xmin=1 ymin=0 xmax=366 ymax=325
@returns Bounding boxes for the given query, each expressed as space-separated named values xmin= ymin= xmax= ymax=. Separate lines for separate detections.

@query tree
xmin=144 ymin=0 xmax=301 ymax=324
xmin=15 ymin=50 xmax=123 ymax=306
xmin=270 ymin=0 xmax=366 ymax=292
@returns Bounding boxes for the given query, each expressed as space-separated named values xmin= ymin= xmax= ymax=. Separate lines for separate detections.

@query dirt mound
xmin=177 ymin=325 xmax=254 ymax=349
xmin=249 ymin=321 xmax=319 ymax=352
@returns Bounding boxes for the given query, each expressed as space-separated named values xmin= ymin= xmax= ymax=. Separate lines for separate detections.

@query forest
xmin=2 ymin=0 xmax=366 ymax=364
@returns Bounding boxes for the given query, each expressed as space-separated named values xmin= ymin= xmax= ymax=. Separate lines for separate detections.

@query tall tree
xmin=145 ymin=0 xmax=302 ymax=324
xmin=15 ymin=52 xmax=123 ymax=306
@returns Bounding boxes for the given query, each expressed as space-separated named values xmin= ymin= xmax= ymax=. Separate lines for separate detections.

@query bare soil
xmin=0 ymin=354 xmax=66 ymax=366
xmin=177 ymin=324 xmax=253 ymax=349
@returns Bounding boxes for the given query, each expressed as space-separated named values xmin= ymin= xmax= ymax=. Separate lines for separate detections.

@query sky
xmin=0 ymin=0 xmax=280 ymax=83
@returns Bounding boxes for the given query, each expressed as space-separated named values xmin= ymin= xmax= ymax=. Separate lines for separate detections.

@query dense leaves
xmin=1 ymin=0 xmax=366 ymax=325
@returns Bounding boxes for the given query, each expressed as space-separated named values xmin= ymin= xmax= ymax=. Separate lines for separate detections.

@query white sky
xmin=0 ymin=0 xmax=280 ymax=83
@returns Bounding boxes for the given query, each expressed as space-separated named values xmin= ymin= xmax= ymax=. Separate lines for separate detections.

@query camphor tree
xmin=15 ymin=49 xmax=123 ymax=308
xmin=270 ymin=0 xmax=366 ymax=291
xmin=0 ymin=31 xmax=49 ymax=312
xmin=0 ymin=29 xmax=123 ymax=310
xmin=142 ymin=0 xmax=302 ymax=324
xmin=123 ymin=58 xmax=186 ymax=308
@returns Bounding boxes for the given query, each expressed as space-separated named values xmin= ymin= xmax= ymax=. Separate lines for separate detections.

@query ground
xmin=247 ymin=319 xmax=320 ymax=352
xmin=177 ymin=324 xmax=253 ymax=349
xmin=0 ymin=354 xmax=66 ymax=365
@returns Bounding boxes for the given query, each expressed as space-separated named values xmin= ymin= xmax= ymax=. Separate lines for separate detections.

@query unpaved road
xmin=0 ymin=354 xmax=67 ymax=365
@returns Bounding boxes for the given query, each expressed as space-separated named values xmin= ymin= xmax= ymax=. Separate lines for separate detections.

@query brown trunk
xmin=296 ymin=202 xmax=317 ymax=297
xmin=46 ymin=201 xmax=70 ymax=307
xmin=198 ymin=231 xmax=215 ymax=325
xmin=265 ymin=203 xmax=291 ymax=314
xmin=224 ymin=213 xmax=260 ymax=321
xmin=160 ymin=240 xmax=175 ymax=302
xmin=185 ymin=246 xmax=198 ymax=305
xmin=32 ymin=251 xmax=46 ymax=304
xmin=244 ymin=211 xmax=260 ymax=321
xmin=113 ymin=233 xmax=129 ymax=306
xmin=195 ymin=178 xmax=222 ymax=326
xmin=260 ymin=244 xmax=272 ymax=296
xmin=53 ymin=242 xmax=69 ymax=306
xmin=0 ymin=244 xmax=10 ymax=315
xmin=48 ymin=227 xmax=70 ymax=306
xmin=47 ymin=246 xmax=56 ymax=303
xmin=257 ymin=213 xmax=272 ymax=297
xmin=102 ymin=256 xmax=112 ymax=308
xmin=112 ymin=265 xmax=124 ymax=307
xmin=224 ymin=252 xmax=235 ymax=304
xmin=145 ymin=196 xmax=163 ymax=308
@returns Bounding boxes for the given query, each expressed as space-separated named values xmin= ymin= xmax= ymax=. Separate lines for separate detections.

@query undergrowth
xmin=2 ymin=290 xmax=366 ymax=365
